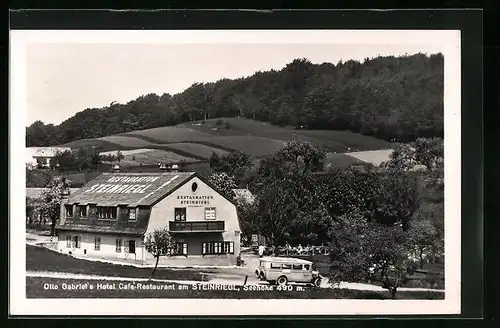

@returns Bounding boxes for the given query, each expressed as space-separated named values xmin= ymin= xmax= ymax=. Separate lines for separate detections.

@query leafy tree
xmin=116 ymin=150 xmax=124 ymax=163
xmin=36 ymin=177 xmax=71 ymax=236
xmin=329 ymin=216 xmax=417 ymax=299
xmin=384 ymin=143 xmax=416 ymax=171
xmin=251 ymin=177 xmax=301 ymax=246
xmin=363 ymin=223 xmax=416 ymax=299
xmin=414 ymin=137 xmax=444 ymax=171
xmin=374 ymin=168 xmax=420 ymax=230
xmin=209 ymin=151 xmax=252 ymax=184
xmin=258 ymin=140 xmax=325 ymax=183
xmin=207 ymin=172 xmax=238 ymax=199
xmin=143 ymin=228 xmax=174 ymax=279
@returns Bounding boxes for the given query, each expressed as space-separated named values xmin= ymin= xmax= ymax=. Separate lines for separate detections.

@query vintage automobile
xmin=254 ymin=257 xmax=322 ymax=287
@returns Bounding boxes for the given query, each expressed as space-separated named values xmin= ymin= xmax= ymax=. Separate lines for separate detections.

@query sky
xmin=26 ymin=42 xmax=445 ymax=126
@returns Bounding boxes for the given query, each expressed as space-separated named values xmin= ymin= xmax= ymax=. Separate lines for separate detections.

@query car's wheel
xmin=255 ymin=270 xmax=260 ymax=278
xmin=312 ymin=277 xmax=322 ymax=288
xmin=277 ymin=276 xmax=288 ymax=286
xmin=259 ymin=271 xmax=265 ymax=280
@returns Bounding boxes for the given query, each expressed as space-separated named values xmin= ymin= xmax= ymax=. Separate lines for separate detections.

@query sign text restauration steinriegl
xmin=84 ymin=176 xmax=160 ymax=194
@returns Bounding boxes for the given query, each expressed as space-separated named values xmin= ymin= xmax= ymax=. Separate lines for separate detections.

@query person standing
xmin=258 ymin=244 xmax=265 ymax=258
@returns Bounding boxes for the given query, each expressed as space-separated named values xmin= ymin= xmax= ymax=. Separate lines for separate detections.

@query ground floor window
xmin=116 ymin=239 xmax=122 ymax=253
xmin=68 ymin=235 xmax=80 ymax=248
xmin=94 ymin=237 xmax=101 ymax=251
xmin=202 ymin=241 xmax=234 ymax=255
xmin=172 ymin=242 xmax=188 ymax=255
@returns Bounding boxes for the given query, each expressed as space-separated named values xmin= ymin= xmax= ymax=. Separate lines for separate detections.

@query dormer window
xmin=65 ymin=205 xmax=74 ymax=218
xmin=77 ymin=205 xmax=87 ymax=218
xmin=128 ymin=208 xmax=137 ymax=221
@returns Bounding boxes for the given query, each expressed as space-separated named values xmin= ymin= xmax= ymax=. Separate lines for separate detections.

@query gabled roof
xmin=65 ymin=172 xmax=195 ymax=207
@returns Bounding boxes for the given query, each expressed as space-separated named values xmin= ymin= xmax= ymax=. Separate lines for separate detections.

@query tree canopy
xmin=27 ymin=53 xmax=443 ymax=147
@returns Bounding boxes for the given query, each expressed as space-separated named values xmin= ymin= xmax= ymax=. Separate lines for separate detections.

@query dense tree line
xmin=27 ymin=53 xmax=443 ymax=147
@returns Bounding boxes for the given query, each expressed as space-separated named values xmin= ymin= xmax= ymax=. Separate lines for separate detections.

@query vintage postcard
xmin=10 ymin=29 xmax=461 ymax=316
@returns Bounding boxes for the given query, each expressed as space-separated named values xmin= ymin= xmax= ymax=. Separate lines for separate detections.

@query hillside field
xmin=61 ymin=118 xmax=394 ymax=160
xmin=100 ymin=148 xmax=196 ymax=166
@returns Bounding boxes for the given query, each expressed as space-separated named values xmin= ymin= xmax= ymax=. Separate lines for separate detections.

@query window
xmin=174 ymin=208 xmax=186 ymax=221
xmin=73 ymin=236 xmax=80 ymax=248
xmin=128 ymin=208 xmax=136 ymax=221
xmin=282 ymin=263 xmax=292 ymax=270
xmin=115 ymin=239 xmax=122 ymax=253
xmin=202 ymin=241 xmax=234 ymax=255
xmin=292 ymin=264 xmax=302 ymax=270
xmin=303 ymin=264 xmax=311 ymax=271
xmin=66 ymin=235 xmax=72 ymax=248
xmin=94 ymin=237 xmax=101 ymax=251
xmin=271 ymin=263 xmax=282 ymax=269
xmin=172 ymin=242 xmax=188 ymax=255
xmin=128 ymin=240 xmax=136 ymax=254
xmin=65 ymin=205 xmax=73 ymax=218
xmin=78 ymin=205 xmax=87 ymax=218
xmin=97 ymin=207 xmax=117 ymax=220
xmin=204 ymin=207 xmax=216 ymax=220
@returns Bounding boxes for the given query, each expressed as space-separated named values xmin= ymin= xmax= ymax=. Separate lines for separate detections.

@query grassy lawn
xmin=26 ymin=277 xmax=444 ymax=299
xmin=26 ymin=245 xmax=210 ymax=281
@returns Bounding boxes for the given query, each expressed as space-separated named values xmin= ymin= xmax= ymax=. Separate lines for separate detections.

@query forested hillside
xmin=26 ymin=53 xmax=443 ymax=147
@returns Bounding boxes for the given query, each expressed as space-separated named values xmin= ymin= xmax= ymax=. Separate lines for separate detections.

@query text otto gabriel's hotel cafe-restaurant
xmin=55 ymin=171 xmax=242 ymax=266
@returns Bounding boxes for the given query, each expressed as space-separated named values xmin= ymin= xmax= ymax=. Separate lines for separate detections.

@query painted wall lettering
xmin=176 ymin=195 xmax=214 ymax=206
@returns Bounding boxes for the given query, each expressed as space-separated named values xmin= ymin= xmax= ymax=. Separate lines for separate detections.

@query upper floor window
xmin=128 ymin=208 xmax=137 ymax=221
xmin=78 ymin=205 xmax=87 ymax=218
xmin=65 ymin=205 xmax=73 ymax=218
xmin=174 ymin=208 xmax=186 ymax=221
xmin=97 ymin=206 xmax=117 ymax=220
xmin=204 ymin=207 xmax=216 ymax=220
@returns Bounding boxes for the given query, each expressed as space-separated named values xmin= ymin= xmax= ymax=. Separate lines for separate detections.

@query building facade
xmin=55 ymin=172 xmax=241 ymax=265
xmin=26 ymin=147 xmax=71 ymax=169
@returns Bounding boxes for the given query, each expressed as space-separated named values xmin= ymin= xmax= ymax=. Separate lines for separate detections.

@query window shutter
xmin=229 ymin=242 xmax=234 ymax=254
xmin=183 ymin=243 xmax=188 ymax=255
xmin=202 ymin=242 xmax=206 ymax=254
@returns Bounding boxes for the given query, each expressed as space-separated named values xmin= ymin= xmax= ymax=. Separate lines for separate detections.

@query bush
xmin=215 ymin=119 xmax=224 ymax=126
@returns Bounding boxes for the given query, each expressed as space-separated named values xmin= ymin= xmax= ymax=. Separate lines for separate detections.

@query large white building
xmin=26 ymin=147 xmax=71 ymax=169
xmin=55 ymin=172 xmax=242 ymax=266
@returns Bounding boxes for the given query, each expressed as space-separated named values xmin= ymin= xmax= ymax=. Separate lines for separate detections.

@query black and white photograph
xmin=10 ymin=29 xmax=461 ymax=316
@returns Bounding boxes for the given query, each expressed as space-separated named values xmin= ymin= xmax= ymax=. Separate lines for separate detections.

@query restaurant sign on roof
xmin=84 ymin=176 xmax=161 ymax=194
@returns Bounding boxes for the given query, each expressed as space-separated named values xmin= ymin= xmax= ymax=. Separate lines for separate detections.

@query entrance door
xmin=128 ymin=240 xmax=136 ymax=254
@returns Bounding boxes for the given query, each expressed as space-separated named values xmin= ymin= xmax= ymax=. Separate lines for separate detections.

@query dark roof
xmin=65 ymin=172 xmax=195 ymax=206
xmin=56 ymin=224 xmax=145 ymax=236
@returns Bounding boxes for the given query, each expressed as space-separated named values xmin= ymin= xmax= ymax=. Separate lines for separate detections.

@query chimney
xmin=59 ymin=180 xmax=71 ymax=226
